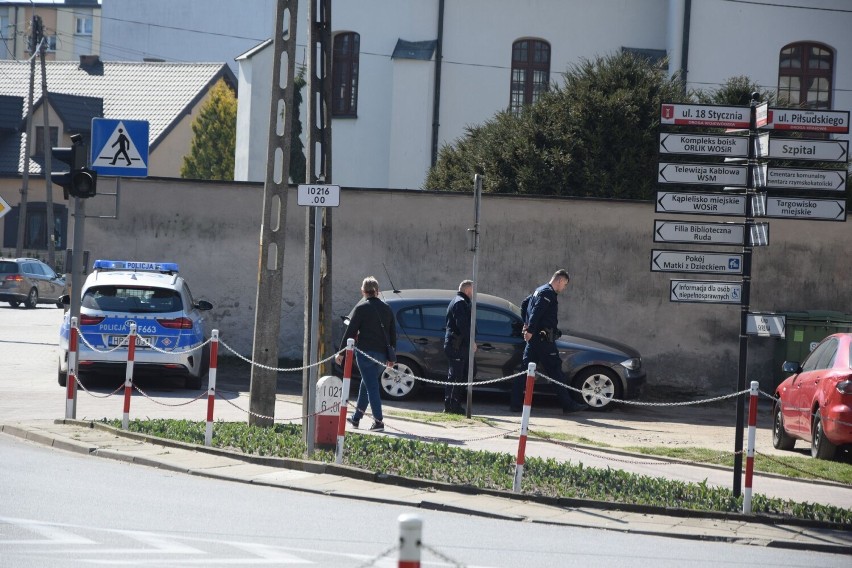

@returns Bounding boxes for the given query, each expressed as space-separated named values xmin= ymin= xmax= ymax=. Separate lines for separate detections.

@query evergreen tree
xmin=181 ymin=79 xmax=237 ymax=180
xmin=425 ymin=52 xmax=687 ymax=199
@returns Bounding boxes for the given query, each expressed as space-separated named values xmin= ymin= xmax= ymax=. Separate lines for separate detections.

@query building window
xmin=332 ymin=32 xmax=359 ymax=117
xmin=75 ymin=16 xmax=93 ymax=36
xmin=26 ymin=34 xmax=56 ymax=53
xmin=778 ymin=42 xmax=833 ymax=109
xmin=2 ymin=203 xmax=68 ymax=251
xmin=35 ymin=126 xmax=58 ymax=157
xmin=510 ymin=39 xmax=550 ymax=114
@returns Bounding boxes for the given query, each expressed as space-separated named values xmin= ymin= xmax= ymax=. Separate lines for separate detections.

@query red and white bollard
xmin=121 ymin=323 xmax=137 ymax=430
xmin=743 ymin=380 xmax=760 ymax=514
xmin=397 ymin=513 xmax=422 ymax=568
xmin=335 ymin=338 xmax=355 ymax=464
xmin=205 ymin=330 xmax=219 ymax=446
xmin=513 ymin=362 xmax=536 ymax=492
xmin=65 ymin=317 xmax=79 ymax=419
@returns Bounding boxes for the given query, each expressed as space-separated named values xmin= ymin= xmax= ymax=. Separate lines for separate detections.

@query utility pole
xmin=39 ymin=16 xmax=56 ymax=268
xmin=15 ymin=15 xmax=40 ymax=257
xmin=302 ymin=0 xmax=333 ymax=449
xmin=248 ymin=0 xmax=299 ymax=426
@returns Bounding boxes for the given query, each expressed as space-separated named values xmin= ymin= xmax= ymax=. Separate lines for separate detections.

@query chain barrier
xmin=348 ymin=400 xmax=521 ymax=443
xmin=216 ymin=391 xmax=327 ymax=423
xmin=219 ymin=338 xmax=343 ymax=373
xmin=132 ymin=384 xmax=207 ymax=407
xmin=754 ymin=450 xmax=841 ymax=483
xmin=72 ymin=374 xmax=124 ymax=398
xmin=536 ymin=368 xmax=751 ymax=407
xmin=355 ymin=347 xmax=524 ymax=387
xmin=135 ymin=334 xmax=213 ymax=356
xmin=351 ymin=543 xmax=398 ymax=568
xmin=421 ymin=543 xmax=467 ymax=567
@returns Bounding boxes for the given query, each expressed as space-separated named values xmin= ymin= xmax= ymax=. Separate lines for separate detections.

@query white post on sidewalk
xmin=513 ymin=362 xmax=536 ymax=493
xmin=743 ymin=380 xmax=759 ymax=514
xmin=205 ymin=330 xmax=219 ymax=446
xmin=398 ymin=513 xmax=422 ymax=568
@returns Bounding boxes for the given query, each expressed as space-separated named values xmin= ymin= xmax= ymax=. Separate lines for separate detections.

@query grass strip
xmin=107 ymin=418 xmax=851 ymax=525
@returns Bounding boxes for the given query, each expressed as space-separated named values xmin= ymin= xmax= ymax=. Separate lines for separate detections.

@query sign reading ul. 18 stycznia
xmin=660 ymin=103 xmax=751 ymax=129
xmin=658 ymin=162 xmax=747 ymax=186
xmin=656 ymin=191 xmax=746 ymax=216
xmin=658 ymin=133 xmax=748 ymax=157
xmin=670 ymin=280 xmax=742 ymax=304
xmin=297 ymin=184 xmax=340 ymax=207
xmin=651 ymin=250 xmax=743 ymax=275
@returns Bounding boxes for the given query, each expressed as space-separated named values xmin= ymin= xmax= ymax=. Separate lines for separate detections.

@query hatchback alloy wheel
xmin=380 ymin=359 xmax=421 ymax=400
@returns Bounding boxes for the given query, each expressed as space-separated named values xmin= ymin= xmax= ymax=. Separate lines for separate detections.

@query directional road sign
xmin=0 ymin=194 xmax=10 ymax=220
xmin=768 ymin=138 xmax=848 ymax=162
xmin=651 ymin=250 xmax=743 ymax=275
xmin=764 ymin=108 xmax=850 ymax=134
xmin=765 ymin=167 xmax=846 ymax=192
xmin=762 ymin=196 xmax=847 ymax=221
xmin=654 ymin=220 xmax=746 ymax=246
xmin=658 ymin=162 xmax=747 ymax=186
xmin=746 ymin=313 xmax=786 ymax=338
xmin=660 ymin=103 xmax=751 ymax=129
xmin=297 ymin=184 xmax=340 ymax=207
xmin=655 ymin=191 xmax=746 ymax=216
xmin=91 ymin=118 xmax=149 ymax=177
xmin=658 ymin=133 xmax=748 ymax=157
xmin=670 ymin=280 xmax=742 ymax=304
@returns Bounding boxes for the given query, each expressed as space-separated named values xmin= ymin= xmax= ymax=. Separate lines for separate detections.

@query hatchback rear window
xmin=0 ymin=262 xmax=17 ymax=274
xmin=82 ymin=286 xmax=183 ymax=313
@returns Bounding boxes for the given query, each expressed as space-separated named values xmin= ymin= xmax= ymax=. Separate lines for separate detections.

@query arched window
xmin=332 ymin=32 xmax=360 ymax=117
xmin=510 ymin=39 xmax=550 ymax=114
xmin=778 ymin=42 xmax=834 ymax=109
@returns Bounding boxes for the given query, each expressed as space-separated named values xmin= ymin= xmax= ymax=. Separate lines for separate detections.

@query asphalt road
xmin=4 ymin=433 xmax=849 ymax=568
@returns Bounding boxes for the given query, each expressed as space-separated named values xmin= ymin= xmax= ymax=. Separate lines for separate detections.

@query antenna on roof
xmin=383 ymin=263 xmax=401 ymax=294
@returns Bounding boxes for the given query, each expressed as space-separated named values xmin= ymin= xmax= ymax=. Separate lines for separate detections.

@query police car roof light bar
xmin=92 ymin=260 xmax=180 ymax=274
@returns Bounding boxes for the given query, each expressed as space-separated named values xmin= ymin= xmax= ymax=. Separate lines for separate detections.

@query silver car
xmin=0 ymin=257 xmax=66 ymax=309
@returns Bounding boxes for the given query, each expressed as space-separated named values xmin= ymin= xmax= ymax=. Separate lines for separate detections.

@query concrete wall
xmin=23 ymin=177 xmax=846 ymax=397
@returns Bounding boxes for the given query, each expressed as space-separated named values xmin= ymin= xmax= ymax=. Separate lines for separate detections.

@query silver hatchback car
xmin=0 ymin=257 xmax=66 ymax=309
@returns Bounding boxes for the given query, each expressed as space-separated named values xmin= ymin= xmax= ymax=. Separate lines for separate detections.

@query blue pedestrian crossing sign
xmin=91 ymin=118 xmax=149 ymax=177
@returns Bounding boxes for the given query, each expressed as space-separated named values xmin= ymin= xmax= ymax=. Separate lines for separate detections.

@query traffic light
xmin=51 ymin=134 xmax=97 ymax=199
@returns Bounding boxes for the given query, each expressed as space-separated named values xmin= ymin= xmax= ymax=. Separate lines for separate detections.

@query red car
xmin=772 ymin=333 xmax=852 ymax=459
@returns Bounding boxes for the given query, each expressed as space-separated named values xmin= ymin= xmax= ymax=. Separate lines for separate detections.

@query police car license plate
xmin=109 ymin=335 xmax=153 ymax=348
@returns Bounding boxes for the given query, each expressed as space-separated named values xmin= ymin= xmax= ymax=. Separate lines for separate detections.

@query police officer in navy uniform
xmin=511 ymin=269 xmax=586 ymax=413
xmin=443 ymin=280 xmax=476 ymax=414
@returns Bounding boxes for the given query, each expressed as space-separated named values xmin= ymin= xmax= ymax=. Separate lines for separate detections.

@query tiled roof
xmin=0 ymin=59 xmax=235 ymax=175
xmin=46 ymin=92 xmax=104 ymax=134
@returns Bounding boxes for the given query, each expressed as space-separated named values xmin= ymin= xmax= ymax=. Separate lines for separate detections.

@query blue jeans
xmin=353 ymin=349 xmax=385 ymax=422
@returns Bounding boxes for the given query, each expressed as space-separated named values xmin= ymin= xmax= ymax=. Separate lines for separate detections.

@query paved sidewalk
xmin=2 ymin=419 xmax=850 ymax=554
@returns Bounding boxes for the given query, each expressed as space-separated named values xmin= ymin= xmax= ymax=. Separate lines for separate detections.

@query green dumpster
xmin=772 ymin=310 xmax=852 ymax=388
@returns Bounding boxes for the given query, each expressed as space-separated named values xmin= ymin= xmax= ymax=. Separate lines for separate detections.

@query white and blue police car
xmin=58 ymin=260 xmax=213 ymax=389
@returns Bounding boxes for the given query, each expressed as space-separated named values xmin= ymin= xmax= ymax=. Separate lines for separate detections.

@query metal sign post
xmin=299 ymin=184 xmax=340 ymax=455
xmin=466 ymin=175 xmax=482 ymax=418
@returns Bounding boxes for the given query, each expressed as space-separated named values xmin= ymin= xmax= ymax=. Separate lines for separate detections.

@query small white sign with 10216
xmin=298 ymin=184 xmax=340 ymax=207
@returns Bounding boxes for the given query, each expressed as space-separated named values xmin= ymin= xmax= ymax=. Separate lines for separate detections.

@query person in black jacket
xmin=443 ymin=280 xmax=476 ymax=414
xmin=511 ymin=269 xmax=586 ymax=413
xmin=335 ymin=276 xmax=396 ymax=432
